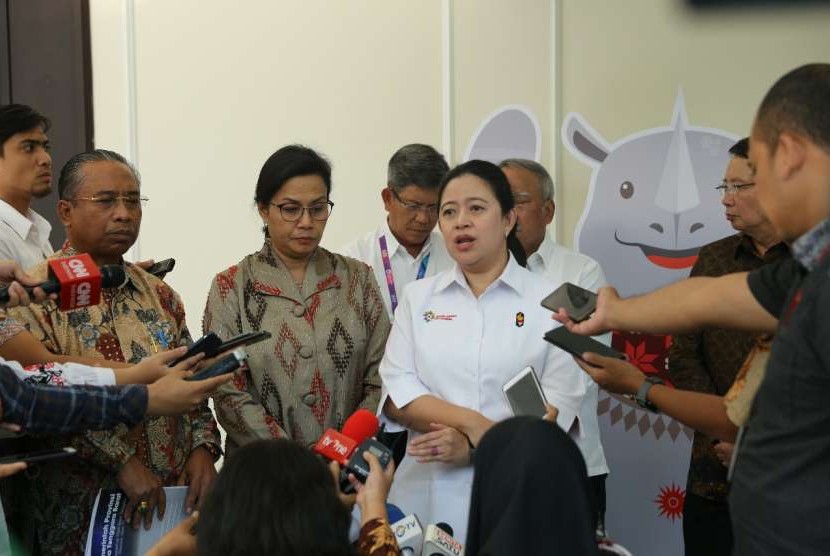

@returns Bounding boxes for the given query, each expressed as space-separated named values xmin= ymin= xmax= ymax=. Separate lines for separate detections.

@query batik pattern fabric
xmin=357 ymin=518 xmax=401 ymax=556
xmin=5 ymin=247 xmax=220 ymax=555
xmin=203 ymin=243 xmax=389 ymax=451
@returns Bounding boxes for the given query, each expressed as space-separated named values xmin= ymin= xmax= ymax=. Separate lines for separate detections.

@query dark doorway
xmin=0 ymin=0 xmax=94 ymax=250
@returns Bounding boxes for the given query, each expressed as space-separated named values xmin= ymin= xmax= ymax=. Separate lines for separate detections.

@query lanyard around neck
xmin=379 ymin=234 xmax=430 ymax=313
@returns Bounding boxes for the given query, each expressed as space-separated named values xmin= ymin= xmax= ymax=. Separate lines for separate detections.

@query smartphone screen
xmin=544 ymin=327 xmax=625 ymax=360
xmin=503 ymin=367 xmax=548 ymax=418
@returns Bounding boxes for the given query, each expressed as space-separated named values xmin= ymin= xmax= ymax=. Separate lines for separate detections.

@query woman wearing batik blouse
xmin=203 ymin=145 xmax=390 ymax=452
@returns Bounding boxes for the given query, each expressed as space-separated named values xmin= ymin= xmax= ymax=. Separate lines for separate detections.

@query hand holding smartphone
xmin=541 ymin=282 xmax=598 ymax=322
xmin=543 ymin=326 xmax=625 ymax=362
xmin=503 ymin=366 xmax=548 ymax=418
xmin=170 ymin=330 xmax=271 ymax=367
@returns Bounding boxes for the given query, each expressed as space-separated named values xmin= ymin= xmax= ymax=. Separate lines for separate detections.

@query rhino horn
xmin=654 ymin=89 xmax=700 ymax=218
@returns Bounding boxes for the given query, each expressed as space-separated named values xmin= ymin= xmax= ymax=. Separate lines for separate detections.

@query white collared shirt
xmin=378 ymin=255 xmax=586 ymax=538
xmin=526 ymin=231 xmax=610 ymax=476
xmin=340 ymin=221 xmax=453 ymax=318
xmin=0 ymin=200 xmax=54 ymax=270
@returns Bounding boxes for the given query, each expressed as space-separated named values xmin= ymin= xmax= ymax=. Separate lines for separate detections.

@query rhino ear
xmin=562 ymin=112 xmax=610 ymax=167
xmin=463 ymin=106 xmax=540 ymax=163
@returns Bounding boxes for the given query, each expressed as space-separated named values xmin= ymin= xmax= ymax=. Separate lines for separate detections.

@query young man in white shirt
xmin=0 ymin=104 xmax=54 ymax=270
xmin=501 ymin=158 xmax=610 ymax=532
xmin=341 ymin=144 xmax=453 ymax=319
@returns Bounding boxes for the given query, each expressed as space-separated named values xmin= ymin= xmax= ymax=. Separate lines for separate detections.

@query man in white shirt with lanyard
xmin=501 ymin=158 xmax=611 ymax=533
xmin=0 ymin=104 xmax=54 ymax=270
xmin=342 ymin=143 xmax=453 ymax=318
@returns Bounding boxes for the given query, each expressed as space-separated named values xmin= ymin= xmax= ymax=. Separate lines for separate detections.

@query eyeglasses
xmin=270 ymin=200 xmax=334 ymax=222
xmin=715 ymin=182 xmax=755 ymax=197
xmin=72 ymin=194 xmax=149 ymax=211
xmin=391 ymin=189 xmax=438 ymax=216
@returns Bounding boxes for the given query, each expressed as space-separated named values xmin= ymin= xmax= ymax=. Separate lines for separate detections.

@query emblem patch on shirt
xmin=515 ymin=312 xmax=525 ymax=327
xmin=423 ymin=310 xmax=457 ymax=322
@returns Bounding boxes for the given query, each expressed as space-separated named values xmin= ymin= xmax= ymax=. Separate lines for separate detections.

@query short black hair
xmin=58 ymin=149 xmax=140 ymax=200
xmin=0 ymin=104 xmax=51 ymax=156
xmin=728 ymin=137 xmax=749 ymax=159
xmin=439 ymin=159 xmax=527 ymax=267
xmin=755 ymin=63 xmax=830 ymax=152
xmin=387 ymin=144 xmax=449 ymax=192
xmin=255 ymin=145 xmax=332 ymax=205
xmin=197 ymin=440 xmax=352 ymax=555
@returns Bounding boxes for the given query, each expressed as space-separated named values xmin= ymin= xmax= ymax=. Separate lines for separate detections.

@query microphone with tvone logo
xmin=0 ymin=254 xmax=126 ymax=311
xmin=313 ymin=408 xmax=381 ymax=467
xmin=392 ymin=513 xmax=424 ymax=555
xmin=422 ymin=522 xmax=464 ymax=556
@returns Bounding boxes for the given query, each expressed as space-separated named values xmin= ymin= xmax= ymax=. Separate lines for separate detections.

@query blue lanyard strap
xmin=378 ymin=235 xmax=430 ymax=313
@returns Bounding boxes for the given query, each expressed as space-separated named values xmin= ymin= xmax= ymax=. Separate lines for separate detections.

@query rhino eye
xmin=620 ymin=181 xmax=634 ymax=199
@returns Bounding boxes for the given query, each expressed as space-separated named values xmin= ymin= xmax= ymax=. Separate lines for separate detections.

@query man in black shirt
xmin=552 ymin=63 xmax=830 ymax=554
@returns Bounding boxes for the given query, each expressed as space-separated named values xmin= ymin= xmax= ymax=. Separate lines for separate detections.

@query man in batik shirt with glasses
xmin=0 ymin=150 xmax=220 ymax=555
xmin=667 ymin=137 xmax=789 ymax=556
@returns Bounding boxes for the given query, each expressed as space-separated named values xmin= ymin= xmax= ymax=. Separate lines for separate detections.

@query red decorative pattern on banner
xmin=612 ymin=330 xmax=674 ymax=386
xmin=655 ymin=483 xmax=685 ymax=521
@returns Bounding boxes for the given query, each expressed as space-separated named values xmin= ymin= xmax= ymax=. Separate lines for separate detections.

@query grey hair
xmin=499 ymin=158 xmax=554 ymax=201
xmin=387 ymin=144 xmax=449 ymax=192
xmin=58 ymin=149 xmax=141 ymax=200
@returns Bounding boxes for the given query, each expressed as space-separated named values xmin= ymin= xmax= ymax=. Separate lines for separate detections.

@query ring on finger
xmin=431 ymin=446 xmax=439 ymax=457
xmin=138 ymin=500 xmax=149 ymax=513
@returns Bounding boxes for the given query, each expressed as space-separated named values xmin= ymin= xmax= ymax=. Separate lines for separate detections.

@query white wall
xmin=90 ymin=0 xmax=554 ymax=335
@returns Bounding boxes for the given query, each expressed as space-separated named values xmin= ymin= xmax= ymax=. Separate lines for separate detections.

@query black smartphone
xmin=212 ymin=331 xmax=272 ymax=355
xmin=169 ymin=332 xmax=222 ymax=367
xmin=145 ymin=258 xmax=176 ymax=279
xmin=186 ymin=349 xmax=247 ymax=381
xmin=0 ymin=446 xmax=77 ymax=465
xmin=540 ymin=283 xmax=598 ymax=322
xmin=544 ymin=327 xmax=625 ymax=361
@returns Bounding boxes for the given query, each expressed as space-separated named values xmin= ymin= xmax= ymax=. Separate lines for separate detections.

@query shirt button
xmin=302 ymin=393 xmax=318 ymax=406
xmin=292 ymin=304 xmax=306 ymax=317
xmin=299 ymin=345 xmax=314 ymax=359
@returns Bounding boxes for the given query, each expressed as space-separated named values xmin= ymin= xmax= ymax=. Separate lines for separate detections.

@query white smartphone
xmin=503 ymin=366 xmax=548 ymax=418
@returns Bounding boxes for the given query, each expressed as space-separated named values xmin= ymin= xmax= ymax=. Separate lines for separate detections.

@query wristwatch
xmin=634 ymin=375 xmax=664 ymax=413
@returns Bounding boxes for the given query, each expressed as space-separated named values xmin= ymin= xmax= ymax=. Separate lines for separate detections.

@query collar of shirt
xmin=381 ymin=220 xmax=432 ymax=263
xmin=791 ymin=218 xmax=830 ymax=271
xmin=434 ymin=253 xmax=524 ymax=297
xmin=734 ymin=233 xmax=788 ymax=262
xmin=253 ymin=241 xmax=341 ymax=298
xmin=0 ymin=199 xmax=52 ymax=241
xmin=526 ymin=231 xmax=556 ymax=273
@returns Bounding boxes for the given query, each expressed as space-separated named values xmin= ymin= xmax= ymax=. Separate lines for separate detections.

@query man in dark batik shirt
xmin=668 ymin=137 xmax=789 ymax=556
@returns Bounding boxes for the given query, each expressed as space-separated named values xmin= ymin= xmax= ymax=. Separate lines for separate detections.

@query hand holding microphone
xmin=0 ymin=254 xmax=127 ymax=310
xmin=0 ymin=259 xmax=53 ymax=308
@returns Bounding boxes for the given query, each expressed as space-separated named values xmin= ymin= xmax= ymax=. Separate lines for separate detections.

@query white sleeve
xmin=2 ymin=357 xmax=116 ymax=386
xmin=378 ymin=290 xmax=432 ymax=413
xmin=577 ymin=256 xmax=608 ymax=293
xmin=539 ymin=342 xmax=587 ymax=436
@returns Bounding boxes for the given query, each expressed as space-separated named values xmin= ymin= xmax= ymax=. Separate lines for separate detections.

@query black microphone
xmin=0 ymin=263 xmax=126 ymax=306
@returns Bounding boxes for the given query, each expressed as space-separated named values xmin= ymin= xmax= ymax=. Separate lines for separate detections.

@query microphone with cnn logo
xmin=0 ymin=254 xmax=126 ymax=310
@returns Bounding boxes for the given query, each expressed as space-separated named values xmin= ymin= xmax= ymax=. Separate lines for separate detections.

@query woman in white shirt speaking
xmin=379 ymin=160 xmax=587 ymax=540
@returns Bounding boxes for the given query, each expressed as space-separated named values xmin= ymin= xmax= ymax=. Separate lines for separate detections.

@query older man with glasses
xmin=342 ymin=144 xmax=452 ymax=318
xmin=666 ymin=137 xmax=789 ymax=556
xmin=0 ymin=149 xmax=221 ymax=555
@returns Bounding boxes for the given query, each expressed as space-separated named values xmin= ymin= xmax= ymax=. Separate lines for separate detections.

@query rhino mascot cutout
xmin=564 ymin=92 xmax=737 ymax=297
